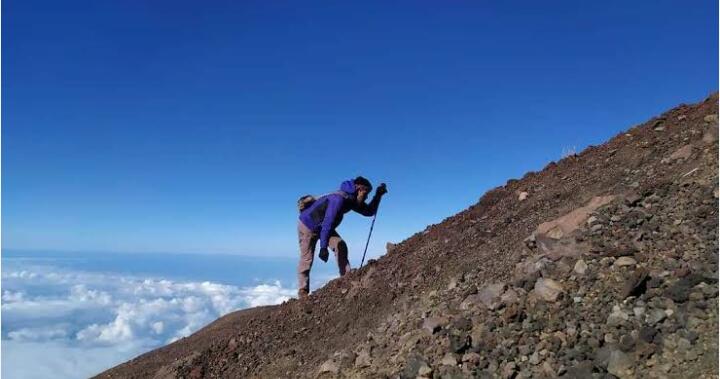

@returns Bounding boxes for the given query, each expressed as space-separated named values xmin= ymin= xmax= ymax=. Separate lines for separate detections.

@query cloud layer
xmin=2 ymin=263 xmax=296 ymax=379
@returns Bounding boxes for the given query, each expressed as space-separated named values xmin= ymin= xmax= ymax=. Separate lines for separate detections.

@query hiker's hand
xmin=376 ymin=183 xmax=388 ymax=196
xmin=318 ymin=247 xmax=329 ymax=262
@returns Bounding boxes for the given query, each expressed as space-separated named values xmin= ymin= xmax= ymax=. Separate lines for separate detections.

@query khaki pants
xmin=297 ymin=220 xmax=351 ymax=292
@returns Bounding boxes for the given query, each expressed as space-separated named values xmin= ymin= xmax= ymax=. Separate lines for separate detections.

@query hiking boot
xmin=298 ymin=288 xmax=309 ymax=300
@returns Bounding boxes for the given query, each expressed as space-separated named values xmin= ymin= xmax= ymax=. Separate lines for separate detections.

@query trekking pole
xmin=360 ymin=183 xmax=386 ymax=268
xmin=359 ymin=212 xmax=377 ymax=269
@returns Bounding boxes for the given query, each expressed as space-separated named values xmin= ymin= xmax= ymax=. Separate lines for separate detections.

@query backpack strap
xmin=298 ymin=191 xmax=352 ymax=213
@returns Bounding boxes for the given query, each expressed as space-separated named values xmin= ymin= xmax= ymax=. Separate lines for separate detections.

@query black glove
xmin=318 ymin=247 xmax=329 ymax=262
xmin=376 ymin=183 xmax=388 ymax=196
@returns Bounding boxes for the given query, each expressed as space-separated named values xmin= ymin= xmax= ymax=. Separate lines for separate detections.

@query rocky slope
xmin=96 ymin=93 xmax=718 ymax=379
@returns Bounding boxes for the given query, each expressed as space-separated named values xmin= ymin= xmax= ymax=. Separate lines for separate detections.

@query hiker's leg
xmin=297 ymin=221 xmax=317 ymax=293
xmin=329 ymin=231 xmax=351 ymax=276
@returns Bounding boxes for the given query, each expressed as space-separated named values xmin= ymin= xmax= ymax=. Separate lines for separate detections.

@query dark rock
xmin=501 ymin=303 xmax=521 ymax=323
xmin=451 ymin=317 xmax=472 ymax=332
xmin=563 ymin=361 xmax=593 ymax=378
xmin=448 ymin=333 xmax=470 ymax=354
xmin=624 ymin=193 xmax=642 ymax=206
xmin=401 ymin=353 xmax=428 ymax=379
xmin=593 ymin=346 xmax=613 ymax=370
xmin=639 ymin=327 xmax=657 ymax=343
xmin=618 ymin=334 xmax=635 ymax=352
xmin=666 ymin=280 xmax=692 ymax=302
xmin=605 ymin=247 xmax=637 ymax=258
xmin=436 ymin=365 xmax=467 ymax=379
xmin=423 ymin=317 xmax=449 ymax=334
xmin=621 ymin=269 xmax=649 ymax=298
xmin=607 ymin=350 xmax=634 ymax=377
xmin=647 ymin=277 xmax=663 ymax=289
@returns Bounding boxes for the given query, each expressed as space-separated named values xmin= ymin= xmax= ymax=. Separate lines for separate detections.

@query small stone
xmin=594 ymin=346 xmax=612 ymax=369
xmin=647 ymin=309 xmax=667 ymax=325
xmin=633 ymin=307 xmax=646 ymax=318
xmin=518 ymin=191 xmax=529 ymax=201
xmin=619 ymin=334 xmax=636 ymax=352
xmin=677 ymin=337 xmax=691 ymax=352
xmin=403 ymin=353 xmax=428 ymax=378
xmin=534 ymin=278 xmax=565 ymax=302
xmin=614 ymin=257 xmax=637 ymax=267
xmin=529 ymin=352 xmax=541 ymax=365
xmin=574 ymin=259 xmax=588 ymax=275
xmin=607 ymin=306 xmax=630 ymax=327
xmin=586 ymin=216 xmax=598 ymax=225
xmin=674 ymin=266 xmax=691 ymax=278
xmin=669 ymin=145 xmax=693 ymax=160
xmin=689 ymin=291 xmax=705 ymax=301
xmin=461 ymin=352 xmax=481 ymax=365
xmin=501 ymin=288 xmax=519 ymax=305
xmin=422 ymin=317 xmax=448 ymax=334
xmin=448 ymin=333 xmax=469 ymax=353
xmin=605 ymin=333 xmax=618 ymax=344
xmin=441 ymin=353 xmax=459 ymax=366
xmin=590 ymin=224 xmax=603 ymax=232
xmin=418 ymin=364 xmax=433 ymax=377
xmin=355 ymin=349 xmax=371 ymax=368
xmin=502 ymin=362 xmax=517 ymax=379
xmin=666 ymin=279 xmax=693 ymax=302
xmin=319 ymin=359 xmax=339 ymax=374
xmin=476 ymin=283 xmax=506 ymax=310
xmin=564 ymin=361 xmax=593 ymax=378
xmin=610 ymin=215 xmax=622 ymax=222
xmin=638 ymin=326 xmax=658 ymax=343
xmin=703 ymin=114 xmax=718 ymax=124
xmin=600 ymin=257 xmax=614 ymax=266
xmin=607 ymin=350 xmax=634 ymax=377
xmin=660 ymin=362 xmax=673 ymax=373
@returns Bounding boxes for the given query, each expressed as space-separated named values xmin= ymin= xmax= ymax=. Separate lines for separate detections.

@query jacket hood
xmin=340 ymin=180 xmax=356 ymax=196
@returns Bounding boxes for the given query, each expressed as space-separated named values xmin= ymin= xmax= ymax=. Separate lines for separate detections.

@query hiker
xmin=296 ymin=177 xmax=387 ymax=299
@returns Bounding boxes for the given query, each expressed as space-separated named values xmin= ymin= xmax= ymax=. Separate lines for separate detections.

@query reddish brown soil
xmin=95 ymin=93 xmax=718 ymax=379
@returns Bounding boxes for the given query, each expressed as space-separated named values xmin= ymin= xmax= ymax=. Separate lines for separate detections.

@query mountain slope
xmin=96 ymin=93 xmax=718 ymax=379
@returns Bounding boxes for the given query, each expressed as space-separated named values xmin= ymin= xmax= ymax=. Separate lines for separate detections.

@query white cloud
xmin=2 ymin=264 xmax=298 ymax=379
xmin=8 ymin=325 xmax=69 ymax=342
xmin=2 ymin=290 xmax=25 ymax=302
xmin=2 ymin=340 xmax=146 ymax=379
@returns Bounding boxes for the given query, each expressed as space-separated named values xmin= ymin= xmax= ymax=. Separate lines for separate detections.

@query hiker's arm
xmin=319 ymin=196 xmax=342 ymax=249
xmin=354 ymin=191 xmax=384 ymax=216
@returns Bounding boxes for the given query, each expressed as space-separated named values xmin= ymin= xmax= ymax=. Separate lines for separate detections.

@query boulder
xmin=534 ymin=195 xmax=615 ymax=240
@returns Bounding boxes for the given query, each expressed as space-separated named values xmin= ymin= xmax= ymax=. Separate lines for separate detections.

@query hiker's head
xmin=353 ymin=176 xmax=372 ymax=202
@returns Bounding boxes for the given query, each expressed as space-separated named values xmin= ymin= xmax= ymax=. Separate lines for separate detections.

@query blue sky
xmin=3 ymin=1 xmax=718 ymax=257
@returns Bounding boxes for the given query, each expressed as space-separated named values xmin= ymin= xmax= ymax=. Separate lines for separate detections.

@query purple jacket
xmin=299 ymin=180 xmax=382 ymax=249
